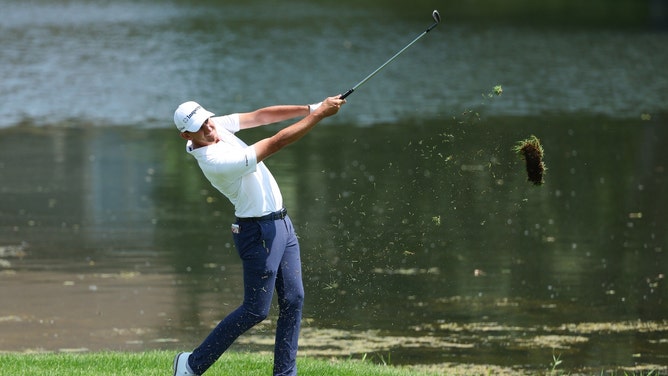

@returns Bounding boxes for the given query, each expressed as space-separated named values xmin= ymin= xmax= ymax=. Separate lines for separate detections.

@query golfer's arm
xmin=238 ymin=105 xmax=309 ymax=129
xmin=252 ymin=113 xmax=325 ymax=162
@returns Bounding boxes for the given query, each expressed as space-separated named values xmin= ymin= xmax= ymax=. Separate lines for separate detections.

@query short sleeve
xmin=212 ymin=114 xmax=240 ymax=134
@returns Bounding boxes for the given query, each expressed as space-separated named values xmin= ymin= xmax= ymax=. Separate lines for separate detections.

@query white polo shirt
xmin=186 ymin=114 xmax=284 ymax=218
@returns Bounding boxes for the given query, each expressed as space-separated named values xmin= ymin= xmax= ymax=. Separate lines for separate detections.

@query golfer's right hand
xmin=313 ymin=96 xmax=346 ymax=118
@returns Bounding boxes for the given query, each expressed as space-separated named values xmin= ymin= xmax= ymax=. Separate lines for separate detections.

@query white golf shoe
xmin=173 ymin=352 xmax=195 ymax=376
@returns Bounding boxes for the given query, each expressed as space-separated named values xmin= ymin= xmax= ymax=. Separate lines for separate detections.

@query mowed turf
xmin=0 ymin=351 xmax=440 ymax=376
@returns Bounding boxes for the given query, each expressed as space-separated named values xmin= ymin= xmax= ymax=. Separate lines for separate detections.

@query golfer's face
xmin=197 ymin=118 xmax=218 ymax=142
xmin=184 ymin=118 xmax=219 ymax=148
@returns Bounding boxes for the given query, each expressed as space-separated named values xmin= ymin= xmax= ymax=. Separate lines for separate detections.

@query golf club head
xmin=432 ymin=10 xmax=441 ymax=24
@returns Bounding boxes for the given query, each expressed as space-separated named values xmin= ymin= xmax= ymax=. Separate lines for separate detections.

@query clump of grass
xmin=513 ymin=135 xmax=546 ymax=185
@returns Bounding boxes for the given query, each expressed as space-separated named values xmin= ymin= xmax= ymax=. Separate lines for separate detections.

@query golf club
xmin=339 ymin=10 xmax=441 ymax=100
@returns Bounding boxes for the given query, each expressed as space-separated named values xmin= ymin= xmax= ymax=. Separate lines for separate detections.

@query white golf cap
xmin=173 ymin=101 xmax=215 ymax=132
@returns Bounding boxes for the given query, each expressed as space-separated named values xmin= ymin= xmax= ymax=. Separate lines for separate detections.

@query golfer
xmin=172 ymin=95 xmax=346 ymax=376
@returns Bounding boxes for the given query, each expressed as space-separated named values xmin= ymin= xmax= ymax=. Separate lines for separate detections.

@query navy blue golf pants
xmin=189 ymin=215 xmax=304 ymax=375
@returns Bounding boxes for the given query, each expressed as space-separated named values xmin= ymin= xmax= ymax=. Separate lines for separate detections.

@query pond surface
xmin=1 ymin=0 xmax=667 ymax=374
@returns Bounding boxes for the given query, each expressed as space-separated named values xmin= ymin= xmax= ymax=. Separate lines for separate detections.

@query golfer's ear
xmin=179 ymin=132 xmax=191 ymax=141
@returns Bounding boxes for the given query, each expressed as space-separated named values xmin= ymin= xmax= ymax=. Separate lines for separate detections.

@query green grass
xmin=1 ymin=351 xmax=662 ymax=375
xmin=0 ymin=351 xmax=440 ymax=376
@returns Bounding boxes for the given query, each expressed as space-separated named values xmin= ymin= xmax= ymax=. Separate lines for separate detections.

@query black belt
xmin=236 ymin=208 xmax=287 ymax=222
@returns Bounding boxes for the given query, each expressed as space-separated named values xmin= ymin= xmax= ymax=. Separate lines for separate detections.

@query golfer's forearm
xmin=253 ymin=114 xmax=324 ymax=161
xmin=276 ymin=112 xmax=326 ymax=143
xmin=241 ymin=105 xmax=309 ymax=129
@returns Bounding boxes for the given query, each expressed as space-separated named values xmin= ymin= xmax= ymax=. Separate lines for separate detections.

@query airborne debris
xmin=513 ymin=135 xmax=546 ymax=185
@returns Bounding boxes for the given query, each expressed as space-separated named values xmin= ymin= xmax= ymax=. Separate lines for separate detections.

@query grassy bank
xmin=1 ymin=350 xmax=664 ymax=375
xmin=0 ymin=351 xmax=442 ymax=376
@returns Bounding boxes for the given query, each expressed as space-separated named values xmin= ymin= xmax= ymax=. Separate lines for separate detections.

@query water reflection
xmin=1 ymin=114 xmax=666 ymax=371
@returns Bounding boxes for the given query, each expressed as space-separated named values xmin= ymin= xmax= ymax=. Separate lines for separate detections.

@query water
xmin=1 ymin=0 xmax=667 ymax=373
xmin=2 ymin=1 xmax=667 ymax=127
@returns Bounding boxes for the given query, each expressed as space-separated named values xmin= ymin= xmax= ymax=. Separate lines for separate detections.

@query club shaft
xmin=340 ymin=20 xmax=439 ymax=100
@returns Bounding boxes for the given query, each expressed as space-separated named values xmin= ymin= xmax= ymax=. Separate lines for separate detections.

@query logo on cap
xmin=182 ymin=105 xmax=202 ymax=124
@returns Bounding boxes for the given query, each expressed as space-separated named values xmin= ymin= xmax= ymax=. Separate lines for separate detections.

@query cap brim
xmin=183 ymin=109 xmax=214 ymax=132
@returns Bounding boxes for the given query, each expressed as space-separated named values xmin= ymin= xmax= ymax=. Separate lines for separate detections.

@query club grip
xmin=339 ymin=89 xmax=354 ymax=100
